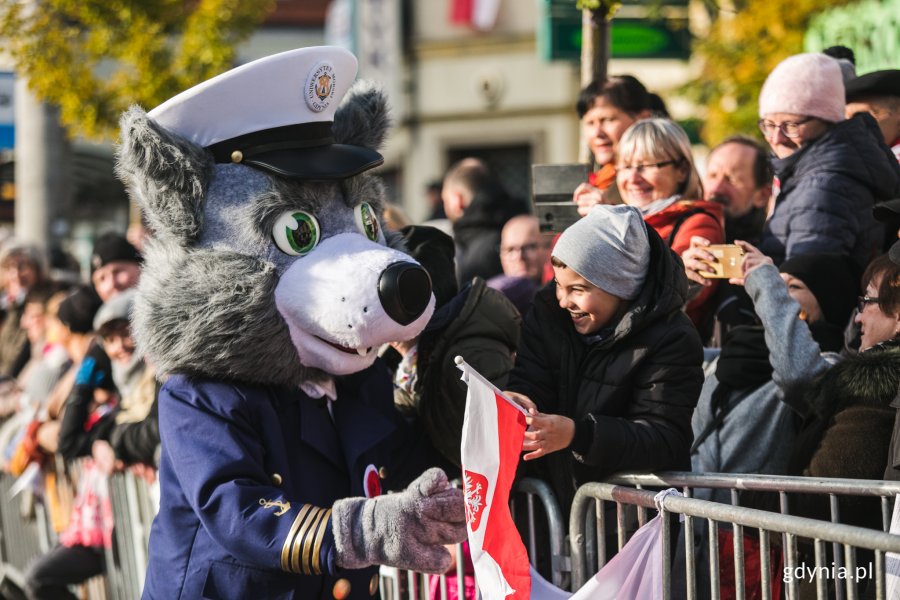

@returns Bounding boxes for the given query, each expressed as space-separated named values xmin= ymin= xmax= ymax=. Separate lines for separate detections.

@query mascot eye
xmin=273 ymin=211 xmax=320 ymax=256
xmin=354 ymin=203 xmax=380 ymax=242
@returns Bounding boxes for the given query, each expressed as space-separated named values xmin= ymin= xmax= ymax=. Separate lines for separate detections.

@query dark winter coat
xmin=787 ymin=340 xmax=900 ymax=527
xmin=506 ymin=224 xmax=704 ymax=513
xmin=452 ymin=185 xmax=527 ymax=286
xmin=396 ymin=278 xmax=521 ymax=470
xmin=760 ymin=113 xmax=900 ymax=269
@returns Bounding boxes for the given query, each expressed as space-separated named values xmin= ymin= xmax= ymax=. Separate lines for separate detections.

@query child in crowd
xmin=504 ymin=204 xmax=703 ymax=515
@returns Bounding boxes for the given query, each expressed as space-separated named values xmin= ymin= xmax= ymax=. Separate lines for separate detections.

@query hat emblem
xmin=305 ymin=61 xmax=337 ymax=112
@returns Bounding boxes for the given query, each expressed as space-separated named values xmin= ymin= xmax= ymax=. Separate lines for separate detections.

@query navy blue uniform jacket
xmin=142 ymin=362 xmax=404 ymax=599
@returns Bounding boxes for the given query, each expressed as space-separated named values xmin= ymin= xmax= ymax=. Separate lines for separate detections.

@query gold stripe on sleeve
xmin=280 ymin=504 xmax=313 ymax=573
xmin=299 ymin=507 xmax=327 ymax=575
xmin=292 ymin=506 xmax=323 ymax=575
xmin=310 ymin=508 xmax=332 ymax=575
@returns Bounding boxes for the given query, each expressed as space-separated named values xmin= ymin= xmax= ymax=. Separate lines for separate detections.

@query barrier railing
xmin=608 ymin=471 xmax=900 ymax=531
xmin=571 ymin=481 xmax=900 ymax=600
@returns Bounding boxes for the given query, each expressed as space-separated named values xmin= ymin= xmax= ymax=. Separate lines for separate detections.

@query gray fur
xmin=116 ymin=107 xmax=213 ymax=246
xmin=119 ymin=81 xmax=399 ymax=385
xmin=333 ymin=81 xmax=391 ymax=151
xmin=332 ymin=468 xmax=467 ymax=573
xmin=131 ymin=240 xmax=308 ymax=386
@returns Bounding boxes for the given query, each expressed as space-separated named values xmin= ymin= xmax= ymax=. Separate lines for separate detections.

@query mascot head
xmin=116 ymin=47 xmax=434 ymax=385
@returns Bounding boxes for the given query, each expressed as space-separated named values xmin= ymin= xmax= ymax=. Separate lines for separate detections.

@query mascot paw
xmin=333 ymin=468 xmax=467 ymax=573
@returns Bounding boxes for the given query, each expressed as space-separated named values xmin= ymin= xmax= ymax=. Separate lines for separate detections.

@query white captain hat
xmin=148 ymin=46 xmax=383 ymax=180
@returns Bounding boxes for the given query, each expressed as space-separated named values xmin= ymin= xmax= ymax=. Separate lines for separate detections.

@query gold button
xmin=231 ymin=150 xmax=243 ymax=163
xmin=333 ymin=578 xmax=351 ymax=599
xmin=378 ymin=466 xmax=388 ymax=480
xmin=369 ymin=573 xmax=379 ymax=596
xmin=271 ymin=473 xmax=283 ymax=486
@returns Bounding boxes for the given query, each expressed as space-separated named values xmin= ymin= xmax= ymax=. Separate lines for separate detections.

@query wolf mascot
xmin=116 ymin=47 xmax=466 ymax=599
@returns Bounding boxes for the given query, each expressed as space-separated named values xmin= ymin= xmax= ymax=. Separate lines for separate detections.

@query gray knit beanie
xmin=551 ymin=204 xmax=650 ymax=299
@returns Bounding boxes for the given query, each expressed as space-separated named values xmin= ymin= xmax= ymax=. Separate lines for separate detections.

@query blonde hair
xmin=616 ymin=118 xmax=704 ymax=200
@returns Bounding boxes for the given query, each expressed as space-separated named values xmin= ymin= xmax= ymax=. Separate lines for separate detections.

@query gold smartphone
xmin=698 ymin=244 xmax=745 ymax=279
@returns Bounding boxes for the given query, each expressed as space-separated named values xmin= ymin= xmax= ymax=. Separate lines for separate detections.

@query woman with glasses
xmin=614 ymin=118 xmax=725 ymax=328
xmin=756 ymin=52 xmax=900 ymax=270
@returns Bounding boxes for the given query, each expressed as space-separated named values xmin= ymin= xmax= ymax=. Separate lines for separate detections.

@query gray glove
xmin=332 ymin=467 xmax=467 ymax=573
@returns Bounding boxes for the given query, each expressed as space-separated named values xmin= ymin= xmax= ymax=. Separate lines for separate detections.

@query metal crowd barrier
xmin=571 ymin=480 xmax=900 ymax=600
xmin=608 ymin=471 xmax=900 ymax=532
xmin=0 ymin=472 xmax=54 ymax=596
xmin=104 ymin=471 xmax=157 ymax=600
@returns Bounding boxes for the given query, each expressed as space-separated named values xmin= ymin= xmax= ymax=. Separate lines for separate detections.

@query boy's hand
xmin=522 ymin=411 xmax=575 ymax=461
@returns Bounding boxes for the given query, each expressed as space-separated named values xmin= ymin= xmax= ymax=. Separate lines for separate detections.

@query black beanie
xmin=399 ymin=225 xmax=458 ymax=309
xmin=57 ymin=286 xmax=103 ymax=334
xmin=779 ymin=253 xmax=860 ymax=329
xmin=90 ymin=232 xmax=141 ymax=274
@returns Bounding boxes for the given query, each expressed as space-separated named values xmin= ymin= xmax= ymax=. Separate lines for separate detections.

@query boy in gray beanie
xmin=504 ymin=203 xmax=703 ymax=516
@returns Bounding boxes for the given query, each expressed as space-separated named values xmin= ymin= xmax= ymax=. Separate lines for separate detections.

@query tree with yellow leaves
xmin=0 ymin=0 xmax=275 ymax=140
xmin=689 ymin=0 xmax=853 ymax=144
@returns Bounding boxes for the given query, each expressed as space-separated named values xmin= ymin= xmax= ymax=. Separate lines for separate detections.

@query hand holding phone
xmin=697 ymin=244 xmax=745 ymax=279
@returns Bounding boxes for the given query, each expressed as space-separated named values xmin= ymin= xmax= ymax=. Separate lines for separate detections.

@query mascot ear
xmin=115 ymin=106 xmax=213 ymax=246
xmin=332 ymin=81 xmax=391 ymax=152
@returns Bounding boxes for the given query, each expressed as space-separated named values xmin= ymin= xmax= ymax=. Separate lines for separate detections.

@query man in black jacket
xmin=441 ymin=158 xmax=528 ymax=286
xmin=504 ymin=204 xmax=703 ymax=515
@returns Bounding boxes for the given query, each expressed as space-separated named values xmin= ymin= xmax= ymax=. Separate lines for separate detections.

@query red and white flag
xmin=449 ymin=0 xmax=502 ymax=31
xmin=458 ymin=358 xmax=531 ymax=599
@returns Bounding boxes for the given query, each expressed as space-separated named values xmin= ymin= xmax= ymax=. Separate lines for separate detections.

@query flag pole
xmin=454 ymin=355 xmax=528 ymax=416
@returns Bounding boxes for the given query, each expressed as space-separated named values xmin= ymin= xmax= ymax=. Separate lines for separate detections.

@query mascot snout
xmin=274 ymin=233 xmax=436 ymax=375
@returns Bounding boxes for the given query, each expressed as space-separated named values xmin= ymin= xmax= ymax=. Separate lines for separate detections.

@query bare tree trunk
xmin=579 ymin=8 xmax=612 ymax=163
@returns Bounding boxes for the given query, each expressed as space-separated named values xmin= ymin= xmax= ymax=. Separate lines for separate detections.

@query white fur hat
xmin=759 ymin=53 xmax=846 ymax=123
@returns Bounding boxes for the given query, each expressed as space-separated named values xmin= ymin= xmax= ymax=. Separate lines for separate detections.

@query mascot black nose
xmin=378 ymin=262 xmax=432 ymax=326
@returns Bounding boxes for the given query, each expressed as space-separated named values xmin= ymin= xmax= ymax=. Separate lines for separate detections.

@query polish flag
xmin=457 ymin=357 xmax=531 ymax=599
xmin=449 ymin=0 xmax=502 ymax=31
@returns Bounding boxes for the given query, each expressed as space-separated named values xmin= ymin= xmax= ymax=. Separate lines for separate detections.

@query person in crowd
xmin=441 ymin=158 xmax=527 ymax=285
xmin=690 ymin=250 xmax=859 ymax=503
xmin=684 ymin=136 xmax=773 ymax=342
xmin=614 ymin=118 xmax=725 ymax=329
xmin=0 ymin=242 xmax=47 ymax=380
xmin=703 ymin=135 xmax=772 ymax=245
xmin=389 ymin=224 xmax=520 ymax=475
xmin=0 ymin=282 xmax=70 ymax=418
xmin=845 ymin=69 xmax=900 ymax=161
xmin=35 ymin=286 xmax=110 ymax=461
xmin=572 ymin=76 xmax=652 ymax=211
xmin=385 ymin=226 xmax=519 ymax=600
xmin=487 ymin=215 xmax=550 ymax=314
xmin=55 ymin=234 xmax=141 ymax=463
xmin=504 ymin=204 xmax=703 ymax=516
xmin=381 ymin=202 xmax=412 ymax=231
xmin=757 ymin=52 xmax=900 ymax=269
xmin=89 ymin=289 xmax=159 ymax=480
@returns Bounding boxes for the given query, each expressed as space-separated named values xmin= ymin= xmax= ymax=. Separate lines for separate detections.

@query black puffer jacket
xmin=506 ymin=224 xmax=703 ymax=513
xmin=760 ymin=113 xmax=900 ymax=269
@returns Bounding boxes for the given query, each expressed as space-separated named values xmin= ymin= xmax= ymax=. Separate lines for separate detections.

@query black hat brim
xmin=845 ymin=69 xmax=900 ymax=101
xmin=243 ymin=144 xmax=383 ymax=180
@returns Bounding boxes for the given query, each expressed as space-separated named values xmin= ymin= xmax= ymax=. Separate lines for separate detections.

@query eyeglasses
xmin=857 ymin=295 xmax=880 ymax=313
xmin=500 ymin=242 xmax=540 ymax=257
xmin=616 ymin=160 xmax=680 ymax=176
xmin=757 ymin=117 xmax=816 ymax=139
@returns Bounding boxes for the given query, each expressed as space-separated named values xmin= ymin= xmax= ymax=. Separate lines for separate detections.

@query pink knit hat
xmin=758 ymin=53 xmax=846 ymax=123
